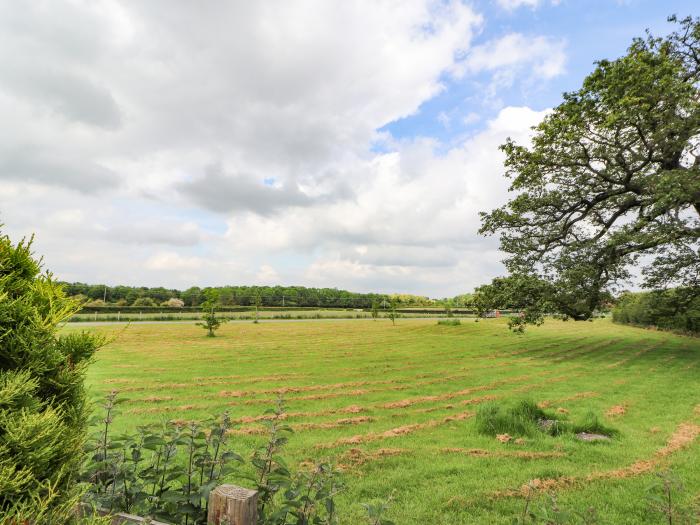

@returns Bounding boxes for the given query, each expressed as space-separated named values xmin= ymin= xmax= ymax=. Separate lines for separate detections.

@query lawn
xmin=75 ymin=318 xmax=700 ymax=524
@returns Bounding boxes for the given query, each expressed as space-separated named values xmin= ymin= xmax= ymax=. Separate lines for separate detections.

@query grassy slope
xmin=77 ymin=318 xmax=700 ymax=524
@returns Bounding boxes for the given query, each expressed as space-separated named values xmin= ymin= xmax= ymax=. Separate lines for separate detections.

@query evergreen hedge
xmin=0 ymin=234 xmax=104 ymax=523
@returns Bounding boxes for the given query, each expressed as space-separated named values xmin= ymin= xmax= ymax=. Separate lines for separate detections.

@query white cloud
xmin=496 ymin=0 xmax=560 ymax=10
xmin=256 ymin=264 xmax=281 ymax=284
xmin=466 ymin=33 xmax=566 ymax=80
xmin=0 ymin=1 xmax=561 ymax=296
xmin=145 ymin=252 xmax=207 ymax=271
xmin=497 ymin=0 xmax=542 ymax=8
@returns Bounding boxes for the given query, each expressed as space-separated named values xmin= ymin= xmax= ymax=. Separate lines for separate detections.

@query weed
xmin=363 ymin=492 xmax=395 ymax=525
xmin=572 ymin=411 xmax=618 ymax=437
xmin=476 ymin=400 xmax=559 ymax=438
xmin=646 ymin=470 xmax=697 ymax=525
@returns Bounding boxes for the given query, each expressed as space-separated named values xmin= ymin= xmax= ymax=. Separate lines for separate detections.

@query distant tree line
xmin=613 ymin=288 xmax=700 ymax=334
xmin=60 ymin=282 xmax=448 ymax=309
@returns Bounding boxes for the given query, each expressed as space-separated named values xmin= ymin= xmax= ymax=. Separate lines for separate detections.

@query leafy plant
xmin=646 ymin=470 xmax=697 ymax=525
xmin=387 ymin=299 xmax=398 ymax=326
xmin=371 ymin=300 xmax=379 ymax=320
xmin=363 ymin=492 xmax=395 ymax=525
xmin=82 ymin=393 xmax=348 ymax=525
xmin=254 ymin=293 xmax=262 ymax=323
xmin=82 ymin=392 xmax=242 ymax=524
xmin=247 ymin=397 xmax=345 ymax=525
xmin=0 ymin=233 xmax=105 ymax=523
xmin=198 ymin=300 xmax=227 ymax=337
xmin=437 ymin=319 xmax=461 ymax=326
xmin=513 ymin=490 xmax=599 ymax=524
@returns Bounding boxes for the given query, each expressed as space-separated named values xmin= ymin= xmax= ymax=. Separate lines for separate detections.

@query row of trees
xmin=613 ymin=288 xmax=700 ymax=333
xmin=61 ymin=282 xmax=443 ymax=309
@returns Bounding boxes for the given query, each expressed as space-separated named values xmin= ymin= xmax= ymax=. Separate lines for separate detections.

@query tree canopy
xmin=480 ymin=16 xmax=700 ymax=322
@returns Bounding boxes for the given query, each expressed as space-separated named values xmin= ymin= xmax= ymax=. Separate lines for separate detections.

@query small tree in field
xmin=198 ymin=300 xmax=225 ymax=337
xmin=0 ymin=233 xmax=104 ymax=522
xmin=371 ymin=299 xmax=379 ymax=320
xmin=253 ymin=293 xmax=262 ymax=323
xmin=444 ymin=300 xmax=454 ymax=318
xmin=387 ymin=299 xmax=398 ymax=326
xmin=197 ymin=290 xmax=225 ymax=336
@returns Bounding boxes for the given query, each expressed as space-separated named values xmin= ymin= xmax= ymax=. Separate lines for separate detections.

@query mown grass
xmin=73 ymin=318 xmax=700 ymax=524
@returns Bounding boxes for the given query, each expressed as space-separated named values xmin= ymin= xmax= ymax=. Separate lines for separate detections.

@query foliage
xmin=646 ymin=470 xmax=699 ymax=525
xmin=253 ymin=293 xmax=262 ymax=324
xmin=82 ymin=394 xmax=346 ymax=525
xmin=476 ymin=400 xmax=618 ymax=440
xmin=450 ymin=293 xmax=474 ymax=308
xmin=571 ymin=411 xmax=618 ymax=437
xmin=197 ymin=289 xmax=226 ymax=337
xmin=437 ymin=319 xmax=461 ymax=326
xmin=62 ymin=282 xmax=395 ymax=309
xmin=386 ymin=299 xmax=398 ymax=326
xmin=133 ymin=296 xmax=157 ymax=307
xmin=476 ymin=400 xmax=566 ymax=437
xmin=163 ymin=298 xmax=185 ymax=308
xmin=363 ymin=493 xmax=396 ymax=525
xmin=612 ymin=288 xmax=700 ymax=333
xmin=250 ymin=398 xmax=344 ymax=524
xmin=82 ymin=392 xmax=242 ymax=524
xmin=387 ymin=293 xmax=433 ymax=307
xmin=444 ymin=300 xmax=454 ymax=318
xmin=0 ymin=233 xmax=104 ymax=523
xmin=480 ymin=16 xmax=700 ymax=324
xmin=85 ymin=298 xmax=107 ymax=307
xmin=473 ymin=275 xmax=557 ymax=332
xmin=513 ymin=490 xmax=600 ymax=525
xmin=371 ymin=300 xmax=379 ymax=320
xmin=197 ymin=299 xmax=227 ymax=337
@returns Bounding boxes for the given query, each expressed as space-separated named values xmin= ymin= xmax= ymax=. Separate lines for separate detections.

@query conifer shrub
xmin=0 ymin=234 xmax=104 ymax=523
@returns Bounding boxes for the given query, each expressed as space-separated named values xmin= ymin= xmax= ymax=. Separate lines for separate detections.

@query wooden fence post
xmin=207 ymin=485 xmax=258 ymax=525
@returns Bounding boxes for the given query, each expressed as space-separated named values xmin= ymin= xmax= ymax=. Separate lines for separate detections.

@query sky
xmin=0 ymin=0 xmax=696 ymax=297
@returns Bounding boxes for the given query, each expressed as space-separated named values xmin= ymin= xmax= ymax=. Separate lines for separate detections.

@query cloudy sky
xmin=0 ymin=0 xmax=695 ymax=297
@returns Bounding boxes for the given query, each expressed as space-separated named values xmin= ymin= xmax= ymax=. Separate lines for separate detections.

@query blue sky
xmin=0 ymin=1 xmax=696 ymax=296
xmin=385 ymin=0 xmax=697 ymax=145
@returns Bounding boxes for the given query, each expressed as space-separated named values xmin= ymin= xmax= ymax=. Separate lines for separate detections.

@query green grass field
xmin=76 ymin=318 xmax=700 ymax=524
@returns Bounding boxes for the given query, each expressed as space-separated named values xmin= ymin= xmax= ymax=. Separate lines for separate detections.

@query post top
xmin=214 ymin=484 xmax=258 ymax=500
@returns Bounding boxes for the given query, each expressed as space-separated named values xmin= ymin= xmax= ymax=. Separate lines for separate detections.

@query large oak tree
xmin=480 ymin=16 xmax=700 ymax=323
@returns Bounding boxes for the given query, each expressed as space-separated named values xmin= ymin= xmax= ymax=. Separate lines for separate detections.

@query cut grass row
xmin=76 ymin=318 xmax=700 ymax=524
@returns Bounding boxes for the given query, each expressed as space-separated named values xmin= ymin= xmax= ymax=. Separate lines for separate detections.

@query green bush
xmin=132 ymin=296 xmax=157 ymax=307
xmin=437 ymin=319 xmax=461 ymax=326
xmin=613 ymin=289 xmax=700 ymax=333
xmin=0 ymin=234 xmax=104 ymax=523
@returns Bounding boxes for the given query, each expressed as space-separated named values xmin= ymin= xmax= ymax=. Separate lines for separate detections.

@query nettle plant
xmin=82 ymin=394 xmax=347 ymax=525
xmin=82 ymin=391 xmax=241 ymax=524
xmin=249 ymin=398 xmax=344 ymax=525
